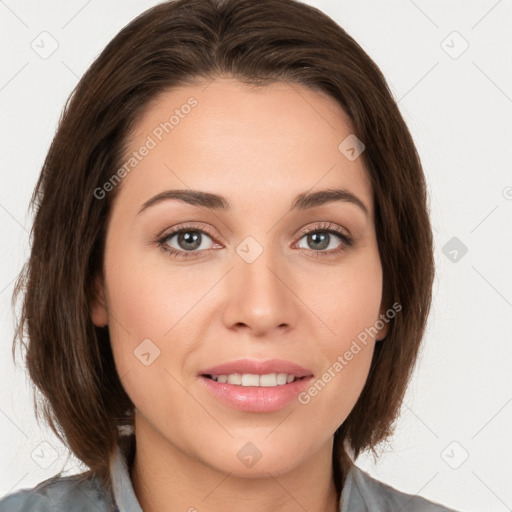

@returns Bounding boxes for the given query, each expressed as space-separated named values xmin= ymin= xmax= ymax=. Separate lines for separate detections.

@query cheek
xmin=101 ymin=251 xmax=196 ymax=418
xmin=300 ymin=249 xmax=383 ymax=344
xmin=297 ymin=293 xmax=379 ymax=430
xmin=104 ymin=244 xmax=211 ymax=339
xmin=102 ymin=241 xmax=220 ymax=392
xmin=294 ymin=253 xmax=382 ymax=415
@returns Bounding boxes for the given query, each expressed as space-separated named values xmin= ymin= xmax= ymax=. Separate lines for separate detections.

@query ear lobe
xmin=90 ymin=274 xmax=109 ymax=327
xmin=377 ymin=325 xmax=389 ymax=342
xmin=376 ymin=305 xmax=390 ymax=342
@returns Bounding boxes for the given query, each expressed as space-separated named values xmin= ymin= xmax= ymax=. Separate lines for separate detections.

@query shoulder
xmin=342 ymin=465 xmax=460 ymax=512
xmin=0 ymin=472 xmax=113 ymax=512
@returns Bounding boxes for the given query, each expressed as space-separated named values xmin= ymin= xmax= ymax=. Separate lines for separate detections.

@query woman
xmin=1 ymin=0 xmax=458 ymax=510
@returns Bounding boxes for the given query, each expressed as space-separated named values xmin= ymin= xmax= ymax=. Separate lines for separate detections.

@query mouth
xmin=197 ymin=359 xmax=314 ymax=412
xmin=198 ymin=358 xmax=313 ymax=384
xmin=202 ymin=373 xmax=309 ymax=387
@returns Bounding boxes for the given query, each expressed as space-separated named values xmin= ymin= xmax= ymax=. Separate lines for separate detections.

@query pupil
xmin=179 ymin=231 xmax=201 ymax=250
xmin=309 ymin=232 xmax=329 ymax=250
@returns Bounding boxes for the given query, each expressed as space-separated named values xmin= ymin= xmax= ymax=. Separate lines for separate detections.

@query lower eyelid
xmin=160 ymin=231 xmax=216 ymax=251
xmin=295 ymin=231 xmax=351 ymax=251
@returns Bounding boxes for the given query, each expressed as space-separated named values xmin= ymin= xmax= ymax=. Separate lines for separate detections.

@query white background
xmin=1 ymin=1 xmax=511 ymax=511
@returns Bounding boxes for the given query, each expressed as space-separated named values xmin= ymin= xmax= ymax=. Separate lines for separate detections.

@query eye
xmin=157 ymin=227 xmax=221 ymax=259
xmin=295 ymin=223 xmax=353 ymax=256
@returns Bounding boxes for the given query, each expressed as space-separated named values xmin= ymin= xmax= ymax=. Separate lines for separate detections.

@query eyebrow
xmin=138 ymin=188 xmax=369 ymax=217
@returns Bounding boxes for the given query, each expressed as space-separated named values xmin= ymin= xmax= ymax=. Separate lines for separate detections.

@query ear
xmin=90 ymin=274 xmax=109 ymax=327
xmin=376 ymin=303 xmax=391 ymax=342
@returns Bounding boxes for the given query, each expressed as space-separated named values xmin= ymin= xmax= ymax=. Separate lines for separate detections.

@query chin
xmin=196 ymin=436 xmax=314 ymax=478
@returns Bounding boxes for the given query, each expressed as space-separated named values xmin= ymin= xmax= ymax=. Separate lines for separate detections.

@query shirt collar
xmin=110 ymin=434 xmax=142 ymax=512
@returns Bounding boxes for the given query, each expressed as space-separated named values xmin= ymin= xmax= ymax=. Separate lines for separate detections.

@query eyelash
xmin=156 ymin=222 xmax=353 ymax=260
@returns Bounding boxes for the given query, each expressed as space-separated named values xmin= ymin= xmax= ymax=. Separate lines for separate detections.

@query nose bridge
xmin=222 ymin=235 xmax=297 ymax=333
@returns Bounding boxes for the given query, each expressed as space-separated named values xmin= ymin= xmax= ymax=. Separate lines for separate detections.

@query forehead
xmin=115 ymin=78 xmax=373 ymax=216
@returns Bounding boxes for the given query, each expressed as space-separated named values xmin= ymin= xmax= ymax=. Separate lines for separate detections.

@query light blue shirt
xmin=0 ymin=436 xmax=458 ymax=511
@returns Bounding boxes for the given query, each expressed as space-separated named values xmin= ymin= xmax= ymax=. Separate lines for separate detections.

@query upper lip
xmin=199 ymin=359 xmax=314 ymax=378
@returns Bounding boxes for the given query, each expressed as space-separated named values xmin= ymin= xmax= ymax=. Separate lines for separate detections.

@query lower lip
xmin=199 ymin=375 xmax=313 ymax=413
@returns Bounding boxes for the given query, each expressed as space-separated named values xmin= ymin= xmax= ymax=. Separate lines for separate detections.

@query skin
xmin=91 ymin=78 xmax=388 ymax=512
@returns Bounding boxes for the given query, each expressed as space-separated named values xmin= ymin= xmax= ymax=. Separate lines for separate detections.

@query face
xmin=92 ymin=78 xmax=388 ymax=477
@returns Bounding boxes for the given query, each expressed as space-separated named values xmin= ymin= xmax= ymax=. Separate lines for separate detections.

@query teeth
xmin=241 ymin=374 xmax=259 ymax=386
xmin=227 ymin=374 xmax=242 ymax=385
xmin=210 ymin=373 xmax=298 ymax=387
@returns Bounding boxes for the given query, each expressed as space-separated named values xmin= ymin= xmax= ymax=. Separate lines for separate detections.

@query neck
xmin=129 ymin=422 xmax=340 ymax=512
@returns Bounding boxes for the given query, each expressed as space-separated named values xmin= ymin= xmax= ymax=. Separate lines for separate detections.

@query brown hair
xmin=12 ymin=0 xmax=434 ymax=496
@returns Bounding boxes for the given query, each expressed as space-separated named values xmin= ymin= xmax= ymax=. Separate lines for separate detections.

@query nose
xmin=221 ymin=243 xmax=299 ymax=337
